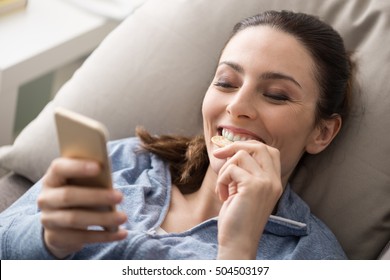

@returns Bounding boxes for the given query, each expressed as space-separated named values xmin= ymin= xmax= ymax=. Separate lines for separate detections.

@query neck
xmin=184 ymin=165 xmax=222 ymax=220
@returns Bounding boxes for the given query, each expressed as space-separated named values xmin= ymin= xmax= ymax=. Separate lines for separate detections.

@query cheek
xmin=202 ymin=90 xmax=218 ymax=117
xmin=202 ymin=90 xmax=223 ymax=133
xmin=278 ymin=137 xmax=306 ymax=177
xmin=264 ymin=104 xmax=316 ymax=169
xmin=275 ymin=117 xmax=315 ymax=177
xmin=202 ymin=91 xmax=228 ymax=175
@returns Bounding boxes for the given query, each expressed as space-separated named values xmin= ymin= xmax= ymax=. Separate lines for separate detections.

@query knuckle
xmin=41 ymin=213 xmax=54 ymax=229
xmin=268 ymin=145 xmax=281 ymax=157
xmin=42 ymin=174 xmax=50 ymax=187
xmin=50 ymin=158 xmax=63 ymax=174
xmin=224 ymin=163 xmax=237 ymax=174
xmin=57 ymin=188 xmax=73 ymax=206
xmin=237 ymin=149 xmax=249 ymax=157
xmin=64 ymin=212 xmax=78 ymax=226
xmin=37 ymin=193 xmax=46 ymax=209
xmin=40 ymin=213 xmax=49 ymax=226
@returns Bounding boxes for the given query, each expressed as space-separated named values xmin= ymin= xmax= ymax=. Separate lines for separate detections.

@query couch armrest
xmin=0 ymin=172 xmax=32 ymax=213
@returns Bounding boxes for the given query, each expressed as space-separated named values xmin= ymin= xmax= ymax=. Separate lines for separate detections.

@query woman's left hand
xmin=213 ymin=141 xmax=283 ymax=259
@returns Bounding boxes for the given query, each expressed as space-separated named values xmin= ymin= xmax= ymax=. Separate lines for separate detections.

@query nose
xmin=226 ymin=86 xmax=258 ymax=120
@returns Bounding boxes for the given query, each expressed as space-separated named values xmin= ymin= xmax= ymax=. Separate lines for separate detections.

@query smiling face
xmin=202 ymin=26 xmax=330 ymax=185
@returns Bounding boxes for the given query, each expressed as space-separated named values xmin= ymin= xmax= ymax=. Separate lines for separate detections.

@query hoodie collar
xmin=264 ymin=184 xmax=310 ymax=237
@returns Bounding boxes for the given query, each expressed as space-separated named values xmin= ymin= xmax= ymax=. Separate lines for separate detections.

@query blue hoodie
xmin=0 ymin=137 xmax=346 ymax=259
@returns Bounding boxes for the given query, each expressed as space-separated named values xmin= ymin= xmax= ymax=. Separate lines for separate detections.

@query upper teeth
xmin=222 ymin=128 xmax=250 ymax=142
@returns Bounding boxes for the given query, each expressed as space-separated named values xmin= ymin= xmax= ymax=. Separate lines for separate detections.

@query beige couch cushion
xmin=0 ymin=0 xmax=389 ymax=259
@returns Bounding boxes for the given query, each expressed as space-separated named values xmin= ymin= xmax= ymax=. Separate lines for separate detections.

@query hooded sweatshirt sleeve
xmin=0 ymin=180 xmax=59 ymax=259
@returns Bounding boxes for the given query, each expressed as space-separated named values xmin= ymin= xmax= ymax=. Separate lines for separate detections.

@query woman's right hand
xmin=37 ymin=158 xmax=128 ymax=259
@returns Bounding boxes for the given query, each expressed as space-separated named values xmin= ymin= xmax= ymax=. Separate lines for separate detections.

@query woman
xmin=0 ymin=10 xmax=354 ymax=259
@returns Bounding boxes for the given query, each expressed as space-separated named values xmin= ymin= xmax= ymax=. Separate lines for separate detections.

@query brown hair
xmin=138 ymin=11 xmax=355 ymax=194
xmin=136 ymin=127 xmax=208 ymax=194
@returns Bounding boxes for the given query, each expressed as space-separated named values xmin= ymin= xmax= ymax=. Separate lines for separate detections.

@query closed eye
xmin=213 ymin=81 xmax=237 ymax=89
xmin=264 ymin=93 xmax=290 ymax=102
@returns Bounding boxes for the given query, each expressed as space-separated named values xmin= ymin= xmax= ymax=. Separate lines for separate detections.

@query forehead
xmin=220 ymin=26 xmax=318 ymax=91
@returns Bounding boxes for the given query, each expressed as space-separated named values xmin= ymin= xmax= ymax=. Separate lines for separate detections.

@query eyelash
xmin=213 ymin=81 xmax=236 ymax=89
xmin=214 ymin=81 xmax=291 ymax=103
xmin=263 ymin=93 xmax=290 ymax=102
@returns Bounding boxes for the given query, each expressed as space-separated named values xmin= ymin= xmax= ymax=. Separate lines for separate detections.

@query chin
xmin=208 ymin=155 xmax=226 ymax=176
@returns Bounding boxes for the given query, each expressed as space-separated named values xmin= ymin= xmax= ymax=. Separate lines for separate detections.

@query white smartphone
xmin=54 ymin=107 xmax=117 ymax=231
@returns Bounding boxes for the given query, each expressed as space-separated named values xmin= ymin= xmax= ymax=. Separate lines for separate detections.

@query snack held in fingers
xmin=212 ymin=135 xmax=233 ymax=147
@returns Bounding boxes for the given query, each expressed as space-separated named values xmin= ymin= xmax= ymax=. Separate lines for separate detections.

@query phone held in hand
xmin=54 ymin=107 xmax=118 ymax=231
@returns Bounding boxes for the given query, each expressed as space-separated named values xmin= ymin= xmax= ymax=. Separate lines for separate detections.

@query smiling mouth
xmin=217 ymin=128 xmax=264 ymax=143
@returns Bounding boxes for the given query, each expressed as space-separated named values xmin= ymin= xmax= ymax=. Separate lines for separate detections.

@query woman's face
xmin=202 ymin=26 xmax=323 ymax=184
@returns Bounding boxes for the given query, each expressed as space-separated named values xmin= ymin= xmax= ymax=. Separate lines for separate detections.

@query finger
xmin=213 ymin=140 xmax=261 ymax=158
xmin=43 ymin=158 xmax=101 ymax=187
xmin=250 ymin=144 xmax=280 ymax=176
xmin=38 ymin=187 xmax=123 ymax=209
xmin=215 ymin=141 xmax=280 ymax=176
xmin=45 ymin=227 xmax=128 ymax=252
xmin=216 ymin=164 xmax=248 ymax=201
xmin=218 ymin=149 xmax=262 ymax=177
xmin=216 ymin=150 xmax=282 ymax=200
xmin=76 ymin=228 xmax=128 ymax=244
xmin=41 ymin=209 xmax=127 ymax=230
xmin=215 ymin=148 xmax=263 ymax=198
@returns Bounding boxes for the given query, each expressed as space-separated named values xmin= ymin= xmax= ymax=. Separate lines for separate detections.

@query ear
xmin=305 ymin=114 xmax=342 ymax=154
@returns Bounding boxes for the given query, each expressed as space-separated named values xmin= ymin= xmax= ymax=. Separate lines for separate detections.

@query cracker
xmin=211 ymin=135 xmax=233 ymax=147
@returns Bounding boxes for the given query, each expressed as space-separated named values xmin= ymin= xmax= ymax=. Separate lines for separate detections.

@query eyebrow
xmin=219 ymin=61 xmax=244 ymax=74
xmin=218 ymin=61 xmax=302 ymax=89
